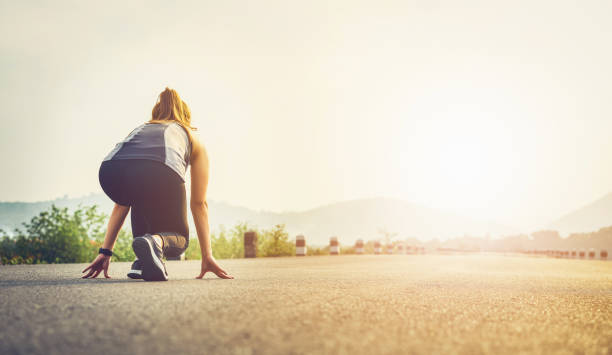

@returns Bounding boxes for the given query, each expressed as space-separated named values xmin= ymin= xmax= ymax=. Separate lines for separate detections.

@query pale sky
xmin=1 ymin=0 xmax=611 ymax=231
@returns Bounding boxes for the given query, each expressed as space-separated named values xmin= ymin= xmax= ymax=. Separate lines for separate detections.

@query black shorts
xmin=98 ymin=159 xmax=189 ymax=256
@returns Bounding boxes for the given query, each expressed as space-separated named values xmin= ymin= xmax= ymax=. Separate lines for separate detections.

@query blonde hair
xmin=148 ymin=87 xmax=196 ymax=150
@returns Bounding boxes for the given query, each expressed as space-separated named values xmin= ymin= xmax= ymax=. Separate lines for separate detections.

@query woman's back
xmin=86 ymin=87 xmax=231 ymax=281
xmin=103 ymin=122 xmax=192 ymax=181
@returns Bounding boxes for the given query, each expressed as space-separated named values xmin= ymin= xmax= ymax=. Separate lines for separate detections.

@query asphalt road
xmin=1 ymin=254 xmax=611 ymax=355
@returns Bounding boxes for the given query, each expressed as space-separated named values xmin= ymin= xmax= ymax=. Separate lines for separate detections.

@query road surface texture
xmin=1 ymin=254 xmax=611 ymax=355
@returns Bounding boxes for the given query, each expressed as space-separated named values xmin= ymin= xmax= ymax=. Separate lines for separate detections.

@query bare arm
xmin=102 ymin=203 xmax=130 ymax=249
xmin=82 ymin=203 xmax=130 ymax=278
xmin=190 ymin=136 xmax=212 ymax=257
xmin=190 ymin=134 xmax=233 ymax=279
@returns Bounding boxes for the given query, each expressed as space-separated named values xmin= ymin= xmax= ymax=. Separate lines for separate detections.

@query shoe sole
xmin=127 ymin=269 xmax=142 ymax=279
xmin=132 ymin=237 xmax=168 ymax=281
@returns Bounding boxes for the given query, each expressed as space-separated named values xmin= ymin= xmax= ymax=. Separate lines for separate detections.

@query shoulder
xmin=167 ymin=121 xmax=188 ymax=136
xmin=189 ymin=131 xmax=208 ymax=162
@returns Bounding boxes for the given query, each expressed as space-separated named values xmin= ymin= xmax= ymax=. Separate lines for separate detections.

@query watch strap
xmin=99 ymin=248 xmax=113 ymax=257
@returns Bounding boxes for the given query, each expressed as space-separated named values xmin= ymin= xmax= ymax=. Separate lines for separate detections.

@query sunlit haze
xmin=1 ymin=0 xmax=611 ymax=232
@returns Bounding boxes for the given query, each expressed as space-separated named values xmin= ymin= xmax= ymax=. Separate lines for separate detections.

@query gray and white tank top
xmin=103 ymin=122 xmax=192 ymax=181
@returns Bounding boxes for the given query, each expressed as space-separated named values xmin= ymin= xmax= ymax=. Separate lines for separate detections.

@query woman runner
xmin=82 ymin=87 xmax=232 ymax=281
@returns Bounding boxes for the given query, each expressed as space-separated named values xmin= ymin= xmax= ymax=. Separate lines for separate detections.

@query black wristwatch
xmin=99 ymin=248 xmax=113 ymax=257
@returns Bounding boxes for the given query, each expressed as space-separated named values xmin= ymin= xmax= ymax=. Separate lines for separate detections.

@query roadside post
xmin=374 ymin=241 xmax=382 ymax=254
xmin=296 ymin=235 xmax=306 ymax=256
xmin=386 ymin=244 xmax=394 ymax=254
xmin=244 ymin=231 xmax=257 ymax=258
xmin=355 ymin=239 xmax=364 ymax=254
xmin=588 ymin=249 xmax=596 ymax=259
xmin=330 ymin=237 xmax=339 ymax=255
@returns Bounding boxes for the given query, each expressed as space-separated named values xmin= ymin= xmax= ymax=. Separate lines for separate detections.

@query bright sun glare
xmin=397 ymin=101 xmax=517 ymax=215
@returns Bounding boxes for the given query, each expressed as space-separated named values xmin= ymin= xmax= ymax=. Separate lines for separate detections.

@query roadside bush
xmin=109 ymin=229 xmax=136 ymax=262
xmin=258 ymin=224 xmax=294 ymax=257
xmin=0 ymin=206 xmax=298 ymax=263
xmin=186 ymin=223 xmax=295 ymax=259
xmin=0 ymin=205 xmax=136 ymax=264
xmin=184 ymin=237 xmax=201 ymax=260
xmin=184 ymin=222 xmax=250 ymax=260
xmin=307 ymin=246 xmax=328 ymax=256
xmin=0 ymin=205 xmax=105 ymax=264
xmin=341 ymin=246 xmax=355 ymax=254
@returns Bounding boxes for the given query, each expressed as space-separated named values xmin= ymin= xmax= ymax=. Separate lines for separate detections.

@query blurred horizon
xmin=3 ymin=192 xmax=612 ymax=243
xmin=1 ymin=1 xmax=612 ymax=232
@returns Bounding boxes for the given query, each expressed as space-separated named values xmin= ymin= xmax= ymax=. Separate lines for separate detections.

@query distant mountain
xmin=0 ymin=194 xmax=113 ymax=234
xmin=549 ymin=192 xmax=612 ymax=235
xmin=0 ymin=194 xmax=517 ymax=244
xmin=432 ymin=228 xmax=612 ymax=252
xmin=0 ymin=194 xmax=265 ymax=236
xmin=265 ymin=198 xmax=518 ymax=244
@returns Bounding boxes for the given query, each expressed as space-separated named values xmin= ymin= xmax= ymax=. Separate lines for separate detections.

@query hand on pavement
xmin=196 ymin=256 xmax=233 ymax=279
xmin=82 ymin=254 xmax=111 ymax=279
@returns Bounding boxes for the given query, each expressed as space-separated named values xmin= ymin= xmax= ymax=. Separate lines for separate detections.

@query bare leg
xmin=154 ymin=233 xmax=188 ymax=258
